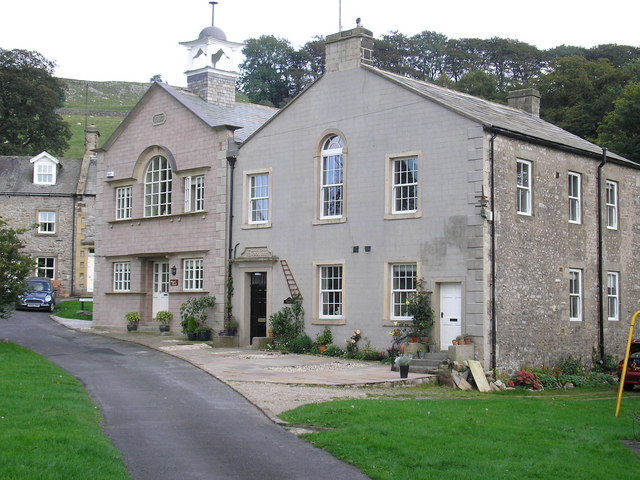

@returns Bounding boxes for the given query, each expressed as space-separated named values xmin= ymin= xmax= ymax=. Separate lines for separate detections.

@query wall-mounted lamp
xmin=171 ymin=265 xmax=177 ymax=276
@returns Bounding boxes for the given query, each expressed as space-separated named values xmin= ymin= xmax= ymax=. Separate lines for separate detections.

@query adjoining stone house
xmin=91 ymin=20 xmax=276 ymax=331
xmin=229 ymin=27 xmax=640 ymax=371
xmin=0 ymin=125 xmax=99 ymax=297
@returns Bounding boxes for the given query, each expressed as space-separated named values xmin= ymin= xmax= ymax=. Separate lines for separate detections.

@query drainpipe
xmin=596 ymin=148 xmax=608 ymax=363
xmin=489 ymin=131 xmax=498 ymax=370
xmin=226 ymin=139 xmax=239 ymax=261
xmin=226 ymin=140 xmax=239 ymax=327
xmin=71 ymin=195 xmax=77 ymax=296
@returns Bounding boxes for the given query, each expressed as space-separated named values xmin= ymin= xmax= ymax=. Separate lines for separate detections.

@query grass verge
xmin=54 ymin=300 xmax=92 ymax=320
xmin=281 ymin=388 xmax=640 ymax=480
xmin=0 ymin=343 xmax=130 ymax=480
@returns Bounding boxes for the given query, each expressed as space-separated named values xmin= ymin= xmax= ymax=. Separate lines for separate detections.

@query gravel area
xmin=227 ymin=381 xmax=413 ymax=419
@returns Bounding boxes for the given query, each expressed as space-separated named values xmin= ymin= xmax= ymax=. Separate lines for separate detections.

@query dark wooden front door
xmin=250 ymin=273 xmax=267 ymax=342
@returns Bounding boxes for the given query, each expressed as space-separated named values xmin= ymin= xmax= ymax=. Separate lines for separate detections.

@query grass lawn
xmin=54 ymin=300 xmax=92 ymax=320
xmin=0 ymin=343 xmax=130 ymax=480
xmin=281 ymin=387 xmax=640 ymax=480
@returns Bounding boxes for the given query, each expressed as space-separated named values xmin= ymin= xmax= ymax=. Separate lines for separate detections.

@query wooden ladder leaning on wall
xmin=280 ymin=260 xmax=302 ymax=300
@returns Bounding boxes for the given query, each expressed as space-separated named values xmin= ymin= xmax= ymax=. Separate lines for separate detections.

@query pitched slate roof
xmin=155 ymin=82 xmax=278 ymax=143
xmin=0 ymin=155 xmax=82 ymax=195
xmin=366 ymin=66 xmax=635 ymax=166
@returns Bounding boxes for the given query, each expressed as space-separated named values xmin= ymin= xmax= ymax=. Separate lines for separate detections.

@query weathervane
xmin=210 ymin=1 xmax=218 ymax=26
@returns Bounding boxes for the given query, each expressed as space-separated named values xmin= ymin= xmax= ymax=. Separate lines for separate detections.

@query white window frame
xmin=568 ymin=172 xmax=581 ymax=224
xmin=115 ymin=186 xmax=132 ymax=220
xmin=392 ymin=157 xmax=419 ymax=214
xmin=183 ymin=258 xmax=204 ymax=291
xmin=516 ymin=159 xmax=532 ymax=215
xmin=184 ymin=175 xmax=205 ymax=213
xmin=606 ymin=180 xmax=618 ymax=230
xmin=391 ymin=263 xmax=417 ymax=320
xmin=113 ymin=262 xmax=131 ymax=292
xmin=144 ymin=155 xmax=172 ymax=217
xmin=320 ymin=135 xmax=344 ymax=219
xmin=319 ymin=265 xmax=343 ymax=319
xmin=38 ymin=211 xmax=56 ymax=234
xmin=36 ymin=257 xmax=55 ymax=279
xmin=607 ymin=271 xmax=619 ymax=321
xmin=249 ymin=173 xmax=269 ymax=224
xmin=569 ymin=268 xmax=582 ymax=321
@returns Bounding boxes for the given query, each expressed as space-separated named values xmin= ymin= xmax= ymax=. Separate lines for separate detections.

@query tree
xmin=535 ymin=56 xmax=629 ymax=141
xmin=597 ymin=82 xmax=640 ymax=163
xmin=237 ymin=36 xmax=298 ymax=107
xmin=0 ymin=49 xmax=71 ymax=156
xmin=0 ymin=218 xmax=34 ymax=318
xmin=454 ymin=70 xmax=500 ymax=100
xmin=409 ymin=31 xmax=449 ymax=81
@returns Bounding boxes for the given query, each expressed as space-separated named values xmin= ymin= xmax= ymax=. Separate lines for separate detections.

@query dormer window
xmin=30 ymin=152 xmax=59 ymax=185
xmin=36 ymin=163 xmax=54 ymax=184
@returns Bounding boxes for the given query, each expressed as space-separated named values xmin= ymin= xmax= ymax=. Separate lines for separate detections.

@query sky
xmin=1 ymin=0 xmax=638 ymax=86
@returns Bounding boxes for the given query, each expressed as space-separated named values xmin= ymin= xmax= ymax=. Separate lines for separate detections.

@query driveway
xmin=2 ymin=310 xmax=371 ymax=480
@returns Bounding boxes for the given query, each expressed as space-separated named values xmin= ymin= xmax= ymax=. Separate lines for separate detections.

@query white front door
xmin=86 ymin=252 xmax=95 ymax=293
xmin=439 ymin=282 xmax=462 ymax=350
xmin=153 ymin=262 xmax=169 ymax=319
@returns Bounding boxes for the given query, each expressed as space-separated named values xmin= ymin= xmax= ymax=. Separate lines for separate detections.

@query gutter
xmin=596 ymin=148 xmax=608 ymax=363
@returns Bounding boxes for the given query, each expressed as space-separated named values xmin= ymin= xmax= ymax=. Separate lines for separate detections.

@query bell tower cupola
xmin=179 ymin=1 xmax=244 ymax=105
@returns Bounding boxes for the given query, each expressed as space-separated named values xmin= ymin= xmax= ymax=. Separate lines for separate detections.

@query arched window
xmin=144 ymin=155 xmax=172 ymax=217
xmin=320 ymin=135 xmax=344 ymax=218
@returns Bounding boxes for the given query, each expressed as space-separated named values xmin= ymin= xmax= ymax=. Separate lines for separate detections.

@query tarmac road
xmin=2 ymin=310 xmax=371 ymax=480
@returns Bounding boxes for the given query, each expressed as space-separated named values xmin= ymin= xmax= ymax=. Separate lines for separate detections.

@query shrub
xmin=406 ymin=279 xmax=434 ymax=337
xmin=124 ymin=311 xmax=140 ymax=324
xmin=324 ymin=344 xmax=344 ymax=357
xmin=288 ymin=335 xmax=313 ymax=354
xmin=509 ymin=370 xmax=542 ymax=390
xmin=186 ymin=317 xmax=197 ymax=333
xmin=179 ymin=296 xmax=216 ymax=332
xmin=553 ymin=355 xmax=585 ymax=376
xmin=269 ymin=298 xmax=304 ymax=345
xmin=155 ymin=310 xmax=173 ymax=324
xmin=316 ymin=326 xmax=333 ymax=346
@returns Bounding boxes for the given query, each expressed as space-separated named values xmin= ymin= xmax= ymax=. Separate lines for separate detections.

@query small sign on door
xmin=170 ymin=279 xmax=178 ymax=286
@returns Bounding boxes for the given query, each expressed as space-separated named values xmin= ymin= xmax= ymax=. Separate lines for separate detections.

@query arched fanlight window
xmin=320 ymin=135 xmax=344 ymax=218
xmin=144 ymin=155 xmax=172 ymax=217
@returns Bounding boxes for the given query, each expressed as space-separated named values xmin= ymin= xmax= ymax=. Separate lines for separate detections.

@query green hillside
xmin=62 ymin=78 xmax=149 ymax=111
xmin=59 ymin=78 xmax=150 ymax=157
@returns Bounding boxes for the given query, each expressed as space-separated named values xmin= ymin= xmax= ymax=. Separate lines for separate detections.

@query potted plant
xmin=395 ymin=354 xmax=413 ymax=378
xmin=155 ymin=310 xmax=173 ymax=332
xmin=406 ymin=280 xmax=434 ymax=339
xmin=125 ymin=311 xmax=140 ymax=331
xmin=195 ymin=325 xmax=212 ymax=341
xmin=316 ymin=327 xmax=333 ymax=353
xmin=186 ymin=316 xmax=197 ymax=341
xmin=180 ymin=295 xmax=216 ymax=339
xmin=226 ymin=319 xmax=239 ymax=336
xmin=463 ymin=334 xmax=472 ymax=345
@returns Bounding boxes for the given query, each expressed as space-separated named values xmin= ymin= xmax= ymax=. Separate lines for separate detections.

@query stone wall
xmin=491 ymin=134 xmax=640 ymax=371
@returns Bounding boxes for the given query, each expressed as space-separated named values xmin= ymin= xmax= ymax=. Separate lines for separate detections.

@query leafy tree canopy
xmin=0 ymin=218 xmax=34 ymax=318
xmin=596 ymin=81 xmax=640 ymax=162
xmin=534 ymin=56 xmax=629 ymax=141
xmin=0 ymin=48 xmax=71 ymax=156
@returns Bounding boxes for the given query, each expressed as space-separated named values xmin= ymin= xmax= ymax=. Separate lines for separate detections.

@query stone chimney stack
xmin=507 ymin=88 xmax=541 ymax=117
xmin=325 ymin=26 xmax=374 ymax=73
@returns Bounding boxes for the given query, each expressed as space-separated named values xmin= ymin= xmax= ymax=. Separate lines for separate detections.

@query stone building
xmin=91 ymin=18 xmax=276 ymax=330
xmin=0 ymin=125 xmax=99 ymax=296
xmin=228 ymin=27 xmax=640 ymax=370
